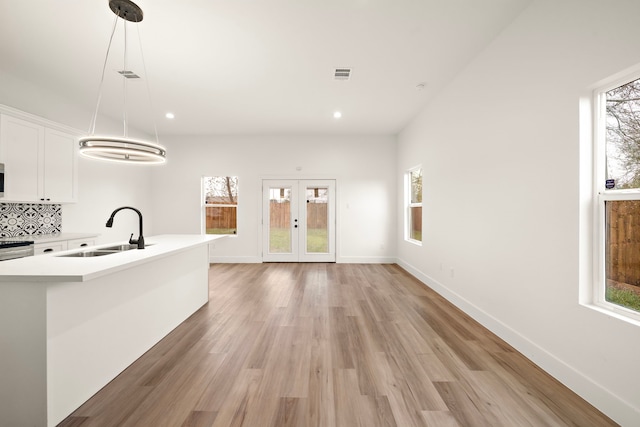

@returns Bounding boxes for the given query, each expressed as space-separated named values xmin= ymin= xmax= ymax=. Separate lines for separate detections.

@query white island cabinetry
xmin=0 ymin=234 xmax=223 ymax=427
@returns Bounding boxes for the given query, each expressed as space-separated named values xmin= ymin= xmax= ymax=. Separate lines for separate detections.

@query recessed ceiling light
xmin=165 ymin=112 xmax=175 ymax=119
xmin=333 ymin=111 xmax=342 ymax=119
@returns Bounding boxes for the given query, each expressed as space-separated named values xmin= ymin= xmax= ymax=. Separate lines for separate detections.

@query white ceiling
xmin=0 ymin=0 xmax=530 ymax=136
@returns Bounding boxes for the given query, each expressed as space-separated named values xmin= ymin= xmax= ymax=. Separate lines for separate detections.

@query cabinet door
xmin=0 ymin=115 xmax=42 ymax=201
xmin=44 ymin=128 xmax=77 ymax=202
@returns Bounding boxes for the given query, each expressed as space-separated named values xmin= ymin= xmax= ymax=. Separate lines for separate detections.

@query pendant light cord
xmin=135 ymin=23 xmax=160 ymax=145
xmin=88 ymin=13 xmax=120 ymax=136
xmin=122 ymin=18 xmax=128 ymax=138
xmin=80 ymin=1 xmax=166 ymax=165
xmin=87 ymin=8 xmax=158 ymax=145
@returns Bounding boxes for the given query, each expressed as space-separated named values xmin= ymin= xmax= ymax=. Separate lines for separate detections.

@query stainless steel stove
xmin=0 ymin=240 xmax=35 ymax=261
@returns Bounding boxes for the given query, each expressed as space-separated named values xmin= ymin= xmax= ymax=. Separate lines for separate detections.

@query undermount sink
xmin=60 ymin=250 xmax=119 ymax=258
xmin=101 ymin=244 xmax=145 ymax=251
xmin=58 ymin=244 xmax=153 ymax=258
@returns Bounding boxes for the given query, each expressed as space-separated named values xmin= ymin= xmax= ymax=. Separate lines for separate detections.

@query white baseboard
xmin=396 ymin=258 xmax=639 ymax=427
xmin=337 ymin=256 xmax=397 ymax=264
xmin=209 ymin=256 xmax=262 ymax=264
xmin=210 ymin=256 xmax=397 ymax=264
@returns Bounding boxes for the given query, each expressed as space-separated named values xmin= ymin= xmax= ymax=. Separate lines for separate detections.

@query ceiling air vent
xmin=117 ymin=70 xmax=141 ymax=79
xmin=334 ymin=68 xmax=351 ymax=81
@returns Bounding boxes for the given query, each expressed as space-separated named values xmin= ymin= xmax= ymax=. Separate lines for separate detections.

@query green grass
xmin=269 ymin=228 xmax=291 ymax=253
xmin=410 ymin=230 xmax=422 ymax=242
xmin=207 ymin=227 xmax=328 ymax=253
xmin=606 ymin=286 xmax=640 ymax=312
xmin=307 ymin=229 xmax=328 ymax=253
xmin=269 ymin=228 xmax=328 ymax=253
xmin=207 ymin=228 xmax=236 ymax=235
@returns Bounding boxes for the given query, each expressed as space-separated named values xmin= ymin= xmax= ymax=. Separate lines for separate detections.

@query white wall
xmin=0 ymin=71 xmax=91 ymax=131
xmin=397 ymin=0 xmax=640 ymax=425
xmin=150 ymin=135 xmax=397 ymax=263
xmin=62 ymin=156 xmax=155 ymax=244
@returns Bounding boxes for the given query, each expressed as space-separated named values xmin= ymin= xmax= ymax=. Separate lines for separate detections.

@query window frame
xmin=594 ymin=73 xmax=640 ymax=323
xmin=405 ymin=165 xmax=422 ymax=245
xmin=202 ymin=176 xmax=239 ymax=236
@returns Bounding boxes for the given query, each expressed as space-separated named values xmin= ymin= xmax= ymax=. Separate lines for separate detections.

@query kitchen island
xmin=0 ymin=234 xmax=224 ymax=427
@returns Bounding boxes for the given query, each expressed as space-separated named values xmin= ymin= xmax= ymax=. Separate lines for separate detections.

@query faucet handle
xmin=129 ymin=233 xmax=136 ymax=244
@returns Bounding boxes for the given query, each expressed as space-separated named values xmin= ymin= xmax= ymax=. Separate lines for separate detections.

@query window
xmin=406 ymin=166 xmax=422 ymax=243
xmin=203 ymin=176 xmax=238 ymax=235
xmin=596 ymin=75 xmax=640 ymax=318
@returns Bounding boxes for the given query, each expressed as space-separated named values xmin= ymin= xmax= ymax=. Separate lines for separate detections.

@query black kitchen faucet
xmin=105 ymin=206 xmax=145 ymax=249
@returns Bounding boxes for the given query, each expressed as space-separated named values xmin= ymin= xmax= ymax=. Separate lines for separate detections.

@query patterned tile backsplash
xmin=0 ymin=203 xmax=62 ymax=237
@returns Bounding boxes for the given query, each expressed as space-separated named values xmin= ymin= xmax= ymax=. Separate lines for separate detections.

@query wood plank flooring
xmin=59 ymin=263 xmax=617 ymax=427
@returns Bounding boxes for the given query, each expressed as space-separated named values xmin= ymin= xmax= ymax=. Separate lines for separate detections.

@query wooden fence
xmin=207 ymin=203 xmax=328 ymax=231
xmin=607 ymin=200 xmax=640 ymax=286
xmin=269 ymin=201 xmax=327 ymax=229
xmin=205 ymin=206 xmax=236 ymax=230
xmin=411 ymin=206 xmax=422 ymax=234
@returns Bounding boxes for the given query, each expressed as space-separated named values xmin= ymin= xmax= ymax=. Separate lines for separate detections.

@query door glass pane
xmin=269 ymin=187 xmax=291 ymax=253
xmin=306 ymin=187 xmax=328 ymax=253
xmin=605 ymin=200 xmax=640 ymax=313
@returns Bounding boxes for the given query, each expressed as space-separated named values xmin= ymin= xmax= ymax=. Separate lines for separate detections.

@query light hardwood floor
xmin=60 ymin=263 xmax=617 ymax=427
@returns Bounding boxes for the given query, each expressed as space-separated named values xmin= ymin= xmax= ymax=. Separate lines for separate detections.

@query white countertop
xmin=0 ymin=234 xmax=224 ymax=283
xmin=0 ymin=233 xmax=99 ymax=244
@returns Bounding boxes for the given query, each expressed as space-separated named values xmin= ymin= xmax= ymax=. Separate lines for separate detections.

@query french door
xmin=262 ymin=179 xmax=336 ymax=262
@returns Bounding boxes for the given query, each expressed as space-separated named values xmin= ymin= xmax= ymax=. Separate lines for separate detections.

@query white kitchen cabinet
xmin=0 ymin=114 xmax=77 ymax=203
xmin=34 ymin=241 xmax=68 ymax=255
xmin=34 ymin=236 xmax=97 ymax=255
xmin=42 ymin=128 xmax=76 ymax=202
xmin=66 ymin=238 xmax=95 ymax=250
xmin=0 ymin=114 xmax=41 ymax=201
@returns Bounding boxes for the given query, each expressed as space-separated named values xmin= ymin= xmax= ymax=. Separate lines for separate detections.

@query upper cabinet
xmin=42 ymin=128 xmax=76 ymax=202
xmin=0 ymin=114 xmax=77 ymax=203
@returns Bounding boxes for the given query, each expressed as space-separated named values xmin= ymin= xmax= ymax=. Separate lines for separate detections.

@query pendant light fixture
xmin=79 ymin=0 xmax=167 ymax=164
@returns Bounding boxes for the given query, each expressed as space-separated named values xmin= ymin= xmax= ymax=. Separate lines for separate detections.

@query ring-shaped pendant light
xmin=78 ymin=136 xmax=166 ymax=164
xmin=80 ymin=0 xmax=167 ymax=165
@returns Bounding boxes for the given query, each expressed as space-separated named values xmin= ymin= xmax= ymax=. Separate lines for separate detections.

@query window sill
xmin=405 ymin=238 xmax=422 ymax=247
xmin=581 ymin=302 xmax=640 ymax=328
